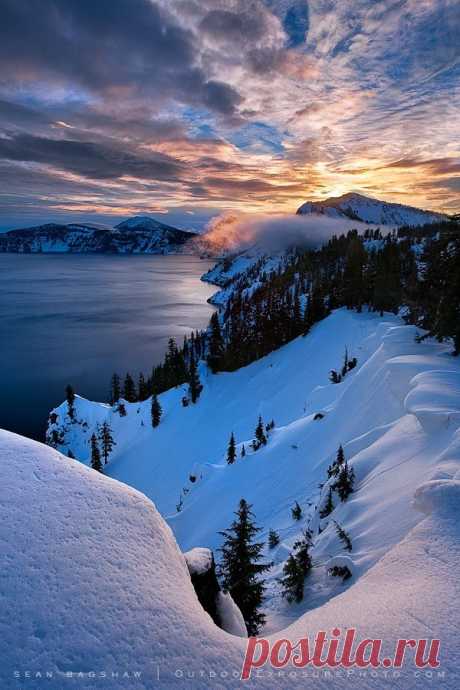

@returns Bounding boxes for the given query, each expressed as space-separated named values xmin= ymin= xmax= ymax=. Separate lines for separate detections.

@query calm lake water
xmin=0 ymin=254 xmax=216 ymax=440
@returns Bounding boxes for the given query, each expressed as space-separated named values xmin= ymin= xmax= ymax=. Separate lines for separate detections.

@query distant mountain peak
xmin=0 ymin=215 xmax=197 ymax=254
xmin=296 ymin=192 xmax=447 ymax=227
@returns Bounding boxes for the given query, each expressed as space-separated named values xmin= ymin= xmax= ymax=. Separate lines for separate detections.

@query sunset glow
xmin=0 ymin=0 xmax=459 ymax=229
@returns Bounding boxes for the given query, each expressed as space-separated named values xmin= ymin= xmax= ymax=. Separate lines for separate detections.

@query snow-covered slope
xmin=0 ymin=217 xmax=197 ymax=254
xmin=4 ymin=309 xmax=460 ymax=687
xmin=47 ymin=310 xmax=460 ymax=636
xmin=297 ymin=192 xmax=446 ymax=226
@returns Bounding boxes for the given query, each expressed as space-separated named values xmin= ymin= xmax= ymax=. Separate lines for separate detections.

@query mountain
xmin=0 ymin=216 xmax=197 ymax=254
xmin=297 ymin=192 xmax=447 ymax=226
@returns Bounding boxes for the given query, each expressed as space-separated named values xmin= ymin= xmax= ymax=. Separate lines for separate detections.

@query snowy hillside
xmin=297 ymin=192 xmax=446 ymax=226
xmin=0 ymin=217 xmax=197 ymax=254
xmin=45 ymin=309 xmax=460 ymax=680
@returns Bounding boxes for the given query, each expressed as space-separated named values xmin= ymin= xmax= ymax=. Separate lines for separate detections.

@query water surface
xmin=0 ymin=254 xmax=216 ymax=440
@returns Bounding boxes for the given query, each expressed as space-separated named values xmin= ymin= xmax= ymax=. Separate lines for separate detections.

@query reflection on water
xmin=0 ymin=254 xmax=216 ymax=440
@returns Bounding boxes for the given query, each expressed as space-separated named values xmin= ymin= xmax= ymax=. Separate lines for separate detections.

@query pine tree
xmin=280 ymin=554 xmax=302 ymax=603
xmin=327 ymin=445 xmax=345 ymax=478
xmin=188 ymin=352 xmax=202 ymax=404
xmin=138 ymin=373 xmax=149 ymax=401
xmin=280 ymin=530 xmax=312 ymax=603
xmin=151 ymin=394 xmax=162 ymax=428
xmin=341 ymin=348 xmax=349 ymax=378
xmin=268 ymin=529 xmax=280 ymax=549
xmin=241 ymin=444 xmax=246 ymax=458
xmin=334 ymin=521 xmax=352 ymax=551
xmin=90 ymin=433 xmax=103 ymax=473
xmin=207 ymin=312 xmax=225 ymax=373
xmin=218 ymin=499 xmax=271 ymax=636
xmin=319 ymin=487 xmax=334 ymax=518
xmin=332 ymin=461 xmax=355 ymax=501
xmin=110 ymin=373 xmax=121 ymax=405
xmin=329 ymin=369 xmax=342 ymax=384
xmin=291 ymin=501 xmax=302 ymax=520
xmin=227 ymin=432 xmax=237 ymax=464
xmin=65 ymin=384 xmax=75 ymax=419
xmin=123 ymin=373 xmax=137 ymax=402
xmin=99 ymin=421 xmax=116 ymax=465
xmin=117 ymin=402 xmax=127 ymax=417
xmin=254 ymin=416 xmax=267 ymax=447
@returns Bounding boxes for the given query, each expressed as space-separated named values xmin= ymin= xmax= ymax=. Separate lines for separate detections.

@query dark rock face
xmin=186 ymin=554 xmax=222 ymax=629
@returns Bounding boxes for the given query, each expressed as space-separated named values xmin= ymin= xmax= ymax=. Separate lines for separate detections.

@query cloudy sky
xmin=0 ymin=0 xmax=459 ymax=229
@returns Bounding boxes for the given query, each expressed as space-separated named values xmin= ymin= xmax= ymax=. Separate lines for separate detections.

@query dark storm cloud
xmin=0 ymin=0 xmax=242 ymax=117
xmin=0 ymin=132 xmax=186 ymax=181
xmin=0 ymin=100 xmax=50 ymax=129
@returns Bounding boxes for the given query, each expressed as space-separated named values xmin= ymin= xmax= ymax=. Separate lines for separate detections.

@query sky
xmin=0 ymin=0 xmax=459 ymax=230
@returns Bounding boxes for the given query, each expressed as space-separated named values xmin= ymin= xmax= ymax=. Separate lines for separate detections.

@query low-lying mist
xmin=201 ymin=212 xmax=381 ymax=254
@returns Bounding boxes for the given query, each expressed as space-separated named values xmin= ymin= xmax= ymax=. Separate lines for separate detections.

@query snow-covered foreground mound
xmin=0 ymin=430 xmax=248 ymax=689
xmin=2 ymin=425 xmax=460 ymax=688
xmin=7 ymin=309 xmax=460 ymax=687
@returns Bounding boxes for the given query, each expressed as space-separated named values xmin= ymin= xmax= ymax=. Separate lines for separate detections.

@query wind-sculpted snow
xmin=4 ymin=310 xmax=460 ymax=687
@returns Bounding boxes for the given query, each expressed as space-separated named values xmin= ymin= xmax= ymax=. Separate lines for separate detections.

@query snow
xmin=0 ymin=217 xmax=197 ymax=254
xmin=297 ymin=192 xmax=446 ymax=227
xmin=5 ymin=305 xmax=460 ymax=687
xmin=184 ymin=546 xmax=213 ymax=576
xmin=217 ymin=592 xmax=248 ymax=638
xmin=0 ymin=430 xmax=247 ymax=690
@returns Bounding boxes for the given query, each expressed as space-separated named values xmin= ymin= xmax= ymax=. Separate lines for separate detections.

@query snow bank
xmin=184 ymin=547 xmax=214 ymax=576
xmin=217 ymin=592 xmax=248 ymax=638
xmin=0 ymin=430 xmax=247 ymax=690
xmin=405 ymin=370 xmax=460 ymax=432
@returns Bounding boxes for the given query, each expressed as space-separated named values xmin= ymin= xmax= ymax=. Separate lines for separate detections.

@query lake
xmin=0 ymin=254 xmax=216 ymax=441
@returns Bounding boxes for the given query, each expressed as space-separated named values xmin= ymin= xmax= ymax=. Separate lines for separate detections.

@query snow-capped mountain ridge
xmin=0 ymin=217 xmax=198 ymax=254
xmin=297 ymin=192 xmax=447 ymax=226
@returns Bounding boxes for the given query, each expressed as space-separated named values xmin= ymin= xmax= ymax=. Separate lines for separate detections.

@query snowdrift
xmin=5 ymin=309 xmax=460 ymax=687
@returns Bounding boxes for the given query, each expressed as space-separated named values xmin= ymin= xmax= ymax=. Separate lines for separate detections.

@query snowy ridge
xmin=4 ymin=309 xmax=460 ymax=687
xmin=0 ymin=217 xmax=197 ymax=254
xmin=297 ymin=192 xmax=446 ymax=226
xmin=47 ymin=311 xmax=460 ymax=635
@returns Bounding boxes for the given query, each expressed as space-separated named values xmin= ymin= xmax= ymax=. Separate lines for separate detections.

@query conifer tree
xmin=268 ymin=529 xmax=280 ymax=549
xmin=218 ymin=499 xmax=271 ymax=635
xmin=110 ymin=374 xmax=121 ymax=405
xmin=151 ymin=394 xmax=162 ymax=428
xmin=334 ymin=521 xmax=352 ymax=551
xmin=65 ymin=384 xmax=75 ymax=419
xmin=241 ymin=444 xmax=246 ymax=458
xmin=117 ymin=402 xmax=127 ymax=417
xmin=254 ymin=416 xmax=267 ymax=447
xmin=327 ymin=445 xmax=345 ymax=478
xmin=333 ymin=461 xmax=355 ymax=501
xmin=280 ymin=530 xmax=312 ymax=603
xmin=123 ymin=373 xmax=137 ymax=402
xmin=207 ymin=312 xmax=225 ymax=373
xmin=227 ymin=432 xmax=237 ymax=464
xmin=319 ymin=487 xmax=334 ymax=518
xmin=90 ymin=433 xmax=103 ymax=473
xmin=291 ymin=501 xmax=302 ymax=521
xmin=329 ymin=369 xmax=342 ymax=384
xmin=188 ymin=352 xmax=202 ymax=404
xmin=138 ymin=373 xmax=149 ymax=401
xmin=99 ymin=421 xmax=116 ymax=465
